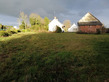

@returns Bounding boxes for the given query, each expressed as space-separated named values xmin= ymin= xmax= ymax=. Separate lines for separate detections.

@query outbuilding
xmin=78 ymin=12 xmax=103 ymax=33
xmin=68 ymin=23 xmax=78 ymax=32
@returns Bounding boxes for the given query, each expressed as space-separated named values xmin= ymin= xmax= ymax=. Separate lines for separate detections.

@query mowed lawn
xmin=0 ymin=32 xmax=109 ymax=82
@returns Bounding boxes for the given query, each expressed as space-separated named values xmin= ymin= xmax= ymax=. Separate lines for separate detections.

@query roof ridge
xmin=87 ymin=12 xmax=100 ymax=21
xmin=78 ymin=12 xmax=101 ymax=22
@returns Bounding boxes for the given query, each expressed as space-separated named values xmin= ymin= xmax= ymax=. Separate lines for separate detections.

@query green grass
xmin=0 ymin=32 xmax=109 ymax=82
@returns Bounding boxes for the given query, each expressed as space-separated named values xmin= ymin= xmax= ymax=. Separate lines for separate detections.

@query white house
xmin=48 ymin=17 xmax=64 ymax=32
xmin=68 ymin=23 xmax=78 ymax=32
xmin=14 ymin=26 xmax=19 ymax=29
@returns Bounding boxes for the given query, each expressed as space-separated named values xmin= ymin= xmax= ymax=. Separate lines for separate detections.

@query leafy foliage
xmin=0 ymin=24 xmax=6 ymax=30
xmin=29 ymin=13 xmax=50 ymax=31
xmin=18 ymin=12 xmax=28 ymax=29
xmin=44 ymin=17 xmax=50 ymax=30
xmin=16 ymin=30 xmax=21 ymax=33
xmin=0 ymin=31 xmax=9 ymax=37
xmin=105 ymin=28 xmax=109 ymax=33
xmin=63 ymin=20 xmax=71 ymax=32
xmin=29 ymin=13 xmax=41 ymax=26
xmin=54 ymin=26 xmax=62 ymax=33
xmin=8 ymin=31 xmax=17 ymax=35
xmin=6 ymin=26 xmax=16 ymax=31
xmin=19 ymin=21 xmax=26 ymax=29
xmin=96 ymin=29 xmax=101 ymax=34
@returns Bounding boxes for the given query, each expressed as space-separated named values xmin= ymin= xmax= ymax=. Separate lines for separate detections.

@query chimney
xmin=54 ymin=17 xmax=57 ymax=19
xmin=54 ymin=17 xmax=58 ymax=20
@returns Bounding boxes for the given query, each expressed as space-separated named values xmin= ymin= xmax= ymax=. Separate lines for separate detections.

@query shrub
xmin=21 ymin=29 xmax=31 ymax=32
xmin=54 ymin=26 xmax=62 ymax=33
xmin=29 ymin=25 xmax=48 ymax=32
xmin=96 ymin=29 xmax=101 ymax=34
xmin=106 ymin=28 xmax=109 ymax=33
xmin=0 ymin=24 xmax=6 ymax=30
xmin=0 ymin=31 xmax=9 ymax=37
xmin=25 ymin=29 xmax=31 ymax=32
xmin=8 ymin=31 xmax=17 ymax=34
xmin=16 ymin=30 xmax=21 ymax=33
xmin=30 ymin=25 xmax=40 ymax=30
xmin=19 ymin=21 xmax=26 ymax=29
xmin=21 ymin=29 xmax=26 ymax=32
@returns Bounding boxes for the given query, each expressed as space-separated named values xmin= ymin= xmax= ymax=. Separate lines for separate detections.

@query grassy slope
xmin=0 ymin=32 xmax=109 ymax=82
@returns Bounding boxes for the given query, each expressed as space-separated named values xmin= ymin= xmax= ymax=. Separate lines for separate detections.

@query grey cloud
xmin=0 ymin=0 xmax=109 ymax=26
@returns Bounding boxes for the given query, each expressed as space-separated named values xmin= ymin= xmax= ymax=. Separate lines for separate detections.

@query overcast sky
xmin=0 ymin=0 xmax=109 ymax=27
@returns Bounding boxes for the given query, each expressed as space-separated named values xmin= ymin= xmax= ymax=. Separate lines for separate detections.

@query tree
xmin=63 ymin=20 xmax=71 ymax=32
xmin=29 ymin=13 xmax=49 ymax=31
xmin=0 ymin=24 xmax=6 ymax=30
xmin=44 ymin=17 xmax=49 ymax=30
xmin=29 ymin=13 xmax=42 ymax=26
xmin=18 ymin=12 xmax=28 ymax=29
xmin=44 ymin=17 xmax=49 ymax=26
xmin=29 ymin=13 xmax=50 ymax=31
xmin=19 ymin=21 xmax=25 ymax=29
xmin=5 ymin=25 xmax=15 ymax=31
xmin=29 ymin=13 xmax=42 ymax=31
xmin=0 ymin=24 xmax=2 ymax=30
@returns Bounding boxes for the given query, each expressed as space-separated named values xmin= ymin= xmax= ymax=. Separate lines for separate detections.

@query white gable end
xmin=49 ymin=18 xmax=64 ymax=32
xmin=68 ymin=23 xmax=78 ymax=32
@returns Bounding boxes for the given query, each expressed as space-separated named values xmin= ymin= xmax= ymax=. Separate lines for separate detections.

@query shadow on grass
xmin=0 ymin=33 xmax=109 ymax=82
xmin=0 ymin=33 xmax=37 ymax=60
xmin=0 ymin=33 xmax=74 ymax=82
xmin=92 ymin=41 xmax=109 ymax=82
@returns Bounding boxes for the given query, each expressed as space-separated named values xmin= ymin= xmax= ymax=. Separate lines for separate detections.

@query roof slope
xmin=49 ymin=17 xmax=63 ymax=26
xmin=79 ymin=12 xmax=100 ymax=22
xmin=70 ymin=23 xmax=78 ymax=28
xmin=78 ymin=12 xmax=102 ymax=25
xmin=68 ymin=23 xmax=78 ymax=32
xmin=48 ymin=17 xmax=64 ymax=32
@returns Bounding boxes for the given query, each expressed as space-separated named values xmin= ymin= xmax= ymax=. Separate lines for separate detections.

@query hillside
xmin=0 ymin=32 xmax=109 ymax=82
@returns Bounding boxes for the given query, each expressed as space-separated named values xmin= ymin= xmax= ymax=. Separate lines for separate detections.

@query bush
xmin=16 ymin=30 xmax=21 ymax=33
xmin=0 ymin=31 xmax=9 ymax=37
xmin=8 ymin=31 xmax=17 ymax=34
xmin=105 ymin=28 xmax=109 ymax=33
xmin=0 ymin=24 xmax=6 ymax=30
xmin=29 ymin=25 xmax=48 ymax=32
xmin=30 ymin=25 xmax=40 ymax=30
xmin=96 ymin=29 xmax=101 ymax=34
xmin=19 ymin=21 xmax=26 ymax=29
xmin=54 ymin=26 xmax=62 ymax=33
xmin=25 ymin=29 xmax=31 ymax=32
xmin=20 ymin=29 xmax=31 ymax=32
